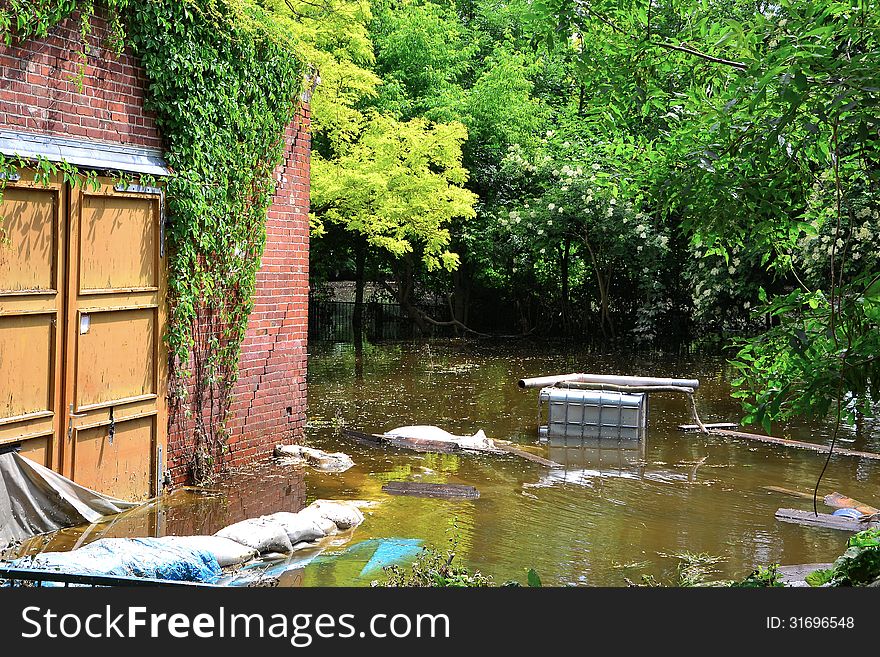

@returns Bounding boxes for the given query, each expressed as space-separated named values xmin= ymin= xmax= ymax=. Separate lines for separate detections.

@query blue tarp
xmin=10 ymin=537 xmax=221 ymax=583
xmin=359 ymin=538 xmax=423 ymax=576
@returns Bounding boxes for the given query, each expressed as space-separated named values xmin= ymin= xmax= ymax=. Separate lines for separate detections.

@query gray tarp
xmin=0 ymin=452 xmax=139 ymax=546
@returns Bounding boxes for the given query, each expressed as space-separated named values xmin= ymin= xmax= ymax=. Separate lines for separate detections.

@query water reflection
xmin=10 ymin=340 xmax=879 ymax=587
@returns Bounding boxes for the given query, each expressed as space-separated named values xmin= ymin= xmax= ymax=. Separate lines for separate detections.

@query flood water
xmin=14 ymin=340 xmax=880 ymax=586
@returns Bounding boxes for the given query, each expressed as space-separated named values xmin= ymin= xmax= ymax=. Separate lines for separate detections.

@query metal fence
xmin=308 ymin=297 xmax=453 ymax=342
xmin=0 ymin=567 xmax=218 ymax=587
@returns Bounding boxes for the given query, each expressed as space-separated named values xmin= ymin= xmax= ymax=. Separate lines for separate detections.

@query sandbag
xmin=262 ymin=512 xmax=326 ymax=544
xmin=152 ymin=535 xmax=258 ymax=567
xmin=11 ymin=537 xmax=221 ymax=583
xmin=295 ymin=509 xmax=338 ymax=536
xmin=303 ymin=500 xmax=365 ymax=530
xmin=274 ymin=444 xmax=354 ymax=472
xmin=215 ymin=518 xmax=293 ymax=554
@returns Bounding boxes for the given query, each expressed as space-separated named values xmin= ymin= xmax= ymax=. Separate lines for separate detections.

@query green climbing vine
xmin=1 ymin=0 xmax=307 ymax=483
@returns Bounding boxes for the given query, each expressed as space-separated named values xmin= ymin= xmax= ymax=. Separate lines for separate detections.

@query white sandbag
xmin=273 ymin=444 xmax=355 ymax=472
xmin=262 ymin=512 xmax=326 ymax=544
xmin=151 ymin=535 xmax=258 ymax=567
xmin=385 ymin=425 xmax=457 ymax=441
xmin=214 ymin=517 xmax=293 ymax=554
xmin=303 ymin=500 xmax=365 ymax=530
xmin=295 ymin=508 xmax=339 ymax=536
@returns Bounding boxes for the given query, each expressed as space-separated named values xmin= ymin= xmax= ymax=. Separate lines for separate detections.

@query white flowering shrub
xmin=474 ymin=142 xmax=675 ymax=338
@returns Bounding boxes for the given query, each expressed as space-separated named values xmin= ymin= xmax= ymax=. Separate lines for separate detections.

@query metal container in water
xmin=538 ymin=387 xmax=647 ymax=440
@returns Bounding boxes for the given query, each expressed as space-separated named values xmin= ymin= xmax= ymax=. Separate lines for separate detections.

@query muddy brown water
xmin=13 ymin=340 xmax=880 ymax=586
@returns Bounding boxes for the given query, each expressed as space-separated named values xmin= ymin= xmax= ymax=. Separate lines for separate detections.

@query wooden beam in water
xmin=493 ymin=440 xmax=562 ymax=467
xmin=341 ymin=428 xmax=560 ymax=466
xmin=677 ymin=422 xmax=739 ymax=432
xmin=710 ymin=428 xmax=880 ymax=461
xmin=824 ymin=492 xmax=879 ymax=516
xmin=775 ymin=508 xmax=880 ymax=532
xmin=382 ymin=481 xmax=480 ymax=499
xmin=763 ymin=485 xmax=820 ymax=501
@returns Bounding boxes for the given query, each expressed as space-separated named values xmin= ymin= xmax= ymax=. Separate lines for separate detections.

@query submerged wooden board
xmin=775 ymin=508 xmax=880 ymax=532
xmin=341 ymin=428 xmax=560 ymax=466
xmin=677 ymin=423 xmax=739 ymax=432
xmin=382 ymin=481 xmax=480 ymax=499
xmin=494 ymin=440 xmax=562 ymax=467
xmin=763 ymin=485 xmax=821 ymax=500
xmin=777 ymin=563 xmax=834 ymax=586
xmin=711 ymin=429 xmax=880 ymax=461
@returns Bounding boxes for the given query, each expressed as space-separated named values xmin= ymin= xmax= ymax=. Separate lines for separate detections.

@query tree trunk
xmin=353 ymin=242 xmax=365 ymax=378
xmin=560 ymin=236 xmax=571 ymax=335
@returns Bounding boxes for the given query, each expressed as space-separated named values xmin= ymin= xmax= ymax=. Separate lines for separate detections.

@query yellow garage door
xmin=0 ymin=172 xmax=167 ymax=501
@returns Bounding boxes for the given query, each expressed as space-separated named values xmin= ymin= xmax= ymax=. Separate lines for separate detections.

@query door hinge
xmin=114 ymin=183 xmax=162 ymax=195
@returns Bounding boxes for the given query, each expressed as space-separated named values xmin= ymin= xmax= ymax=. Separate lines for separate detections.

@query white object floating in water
xmin=384 ymin=425 xmax=496 ymax=451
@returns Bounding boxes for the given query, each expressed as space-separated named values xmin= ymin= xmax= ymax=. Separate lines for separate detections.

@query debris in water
xmin=274 ymin=444 xmax=355 ymax=472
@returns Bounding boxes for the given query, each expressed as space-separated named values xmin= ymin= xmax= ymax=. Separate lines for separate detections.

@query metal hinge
xmin=114 ymin=183 xmax=162 ymax=195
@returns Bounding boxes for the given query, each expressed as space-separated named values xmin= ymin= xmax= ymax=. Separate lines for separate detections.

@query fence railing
xmin=0 ymin=567 xmax=218 ymax=587
xmin=308 ymin=297 xmax=454 ymax=342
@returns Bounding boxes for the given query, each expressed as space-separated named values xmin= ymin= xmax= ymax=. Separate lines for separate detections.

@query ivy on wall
xmin=0 ymin=0 xmax=307 ymax=483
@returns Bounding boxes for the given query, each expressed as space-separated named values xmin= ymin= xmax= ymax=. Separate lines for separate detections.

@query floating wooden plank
xmin=677 ymin=422 xmax=738 ymax=432
xmin=382 ymin=481 xmax=480 ymax=499
xmin=386 ymin=435 xmax=462 ymax=454
xmin=711 ymin=428 xmax=880 ymax=461
xmin=341 ymin=428 xmax=560 ymax=466
xmin=763 ymin=485 xmax=821 ymax=501
xmin=824 ymin=492 xmax=879 ymax=516
xmin=494 ymin=440 xmax=562 ymax=467
xmin=775 ymin=508 xmax=880 ymax=532
xmin=341 ymin=428 xmax=386 ymax=446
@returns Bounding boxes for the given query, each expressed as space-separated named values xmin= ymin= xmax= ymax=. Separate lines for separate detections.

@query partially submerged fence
xmin=308 ymin=297 xmax=453 ymax=342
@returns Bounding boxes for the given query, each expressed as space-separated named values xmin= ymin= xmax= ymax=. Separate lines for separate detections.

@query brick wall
xmin=0 ymin=13 xmax=161 ymax=148
xmin=165 ymin=112 xmax=311 ymax=485
xmin=0 ymin=12 xmax=310 ymax=487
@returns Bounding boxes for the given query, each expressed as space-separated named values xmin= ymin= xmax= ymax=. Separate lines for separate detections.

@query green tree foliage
xmin=521 ymin=0 xmax=880 ymax=427
xmin=265 ymin=0 xmax=478 ymax=273
xmin=311 ymin=115 xmax=476 ymax=270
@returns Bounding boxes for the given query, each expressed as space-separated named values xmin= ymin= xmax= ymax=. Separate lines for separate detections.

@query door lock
xmin=67 ymin=403 xmax=86 ymax=439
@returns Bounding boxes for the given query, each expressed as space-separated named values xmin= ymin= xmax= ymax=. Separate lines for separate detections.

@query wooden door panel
xmin=65 ymin=179 xmax=167 ymax=501
xmin=0 ymin=314 xmax=55 ymax=417
xmin=72 ymin=415 xmax=155 ymax=501
xmin=18 ymin=436 xmax=51 ymax=467
xmin=75 ymin=307 xmax=157 ymax=408
xmin=79 ymin=194 xmax=158 ymax=292
xmin=0 ymin=176 xmax=65 ymax=470
xmin=0 ymin=186 xmax=58 ymax=293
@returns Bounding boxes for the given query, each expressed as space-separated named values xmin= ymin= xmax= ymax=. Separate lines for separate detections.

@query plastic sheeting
xmin=0 ymin=451 xmax=139 ymax=546
xmin=10 ymin=537 xmax=221 ymax=583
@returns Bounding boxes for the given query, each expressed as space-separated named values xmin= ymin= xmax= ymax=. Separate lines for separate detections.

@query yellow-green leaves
xmin=311 ymin=116 xmax=477 ymax=271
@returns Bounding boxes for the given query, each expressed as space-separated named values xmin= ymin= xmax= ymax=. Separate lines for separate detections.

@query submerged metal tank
xmin=538 ymin=387 xmax=647 ymax=441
